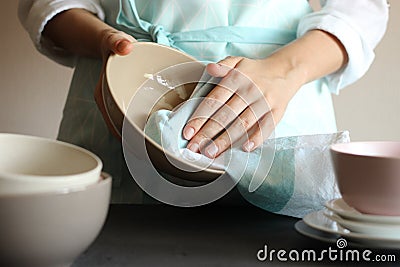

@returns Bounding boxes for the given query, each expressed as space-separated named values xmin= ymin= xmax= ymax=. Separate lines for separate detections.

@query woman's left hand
xmin=182 ymin=55 xmax=305 ymax=158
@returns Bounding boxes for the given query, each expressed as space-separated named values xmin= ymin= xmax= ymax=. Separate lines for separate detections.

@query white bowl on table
xmin=0 ymin=133 xmax=102 ymax=195
xmin=0 ymin=173 xmax=112 ymax=267
xmin=0 ymin=133 xmax=111 ymax=266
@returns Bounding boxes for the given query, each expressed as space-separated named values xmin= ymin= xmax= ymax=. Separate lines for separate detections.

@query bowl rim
xmin=0 ymin=172 xmax=111 ymax=199
xmin=106 ymin=42 xmax=224 ymax=175
xmin=0 ymin=133 xmax=103 ymax=180
xmin=330 ymin=141 xmax=400 ymax=160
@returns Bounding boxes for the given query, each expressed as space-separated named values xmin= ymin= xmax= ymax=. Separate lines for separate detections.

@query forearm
xmin=42 ymin=8 xmax=114 ymax=58
xmin=266 ymin=30 xmax=348 ymax=89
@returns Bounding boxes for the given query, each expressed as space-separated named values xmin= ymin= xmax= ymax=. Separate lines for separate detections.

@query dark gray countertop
xmin=73 ymin=202 xmax=400 ymax=267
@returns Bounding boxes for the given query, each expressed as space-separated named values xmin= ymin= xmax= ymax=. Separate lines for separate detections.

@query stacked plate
xmin=295 ymin=198 xmax=400 ymax=248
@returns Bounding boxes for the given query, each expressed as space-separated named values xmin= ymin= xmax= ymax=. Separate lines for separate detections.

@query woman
xmin=18 ymin=0 xmax=388 ymax=203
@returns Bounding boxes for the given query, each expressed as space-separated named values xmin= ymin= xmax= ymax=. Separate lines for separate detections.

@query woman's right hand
xmin=43 ymin=8 xmax=136 ymax=59
xmin=99 ymin=29 xmax=136 ymax=60
xmin=43 ymin=8 xmax=136 ymax=138
xmin=95 ymin=29 xmax=137 ymax=139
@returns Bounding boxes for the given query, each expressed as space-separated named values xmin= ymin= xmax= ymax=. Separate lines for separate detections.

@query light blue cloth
xmin=144 ymin=71 xmax=349 ymax=218
xmin=58 ymin=0 xmax=339 ymax=204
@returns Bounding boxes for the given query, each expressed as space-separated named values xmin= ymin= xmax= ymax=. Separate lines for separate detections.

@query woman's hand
xmin=94 ymin=29 xmax=136 ymax=139
xmin=98 ymin=29 xmax=136 ymax=60
xmin=92 ymin=29 xmax=137 ymax=126
xmin=182 ymin=30 xmax=348 ymax=158
xmin=182 ymin=56 xmax=304 ymax=158
xmin=43 ymin=8 xmax=136 ymax=59
xmin=43 ymin=8 xmax=137 ymax=138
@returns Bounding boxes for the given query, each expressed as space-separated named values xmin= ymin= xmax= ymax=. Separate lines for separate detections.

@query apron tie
xmin=114 ymin=0 xmax=296 ymax=51
xmin=148 ymin=25 xmax=173 ymax=46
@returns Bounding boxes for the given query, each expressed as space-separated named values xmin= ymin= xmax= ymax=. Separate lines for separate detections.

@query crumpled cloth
xmin=145 ymin=72 xmax=349 ymax=218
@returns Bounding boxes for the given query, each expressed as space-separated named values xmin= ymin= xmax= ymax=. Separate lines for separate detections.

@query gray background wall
xmin=1 ymin=1 xmax=399 ymax=141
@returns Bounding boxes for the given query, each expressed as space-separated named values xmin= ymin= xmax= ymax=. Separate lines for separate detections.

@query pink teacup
xmin=330 ymin=141 xmax=400 ymax=216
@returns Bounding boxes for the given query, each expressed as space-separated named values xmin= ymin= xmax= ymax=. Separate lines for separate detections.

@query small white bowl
xmin=0 ymin=133 xmax=102 ymax=195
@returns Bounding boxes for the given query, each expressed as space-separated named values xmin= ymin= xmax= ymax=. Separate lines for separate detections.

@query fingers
xmin=204 ymin=100 xmax=270 ymax=158
xmin=183 ymin=56 xmax=282 ymax=158
xmin=242 ymin=112 xmax=276 ymax=152
xmin=183 ymin=57 xmax=247 ymax=142
xmin=182 ymin=78 xmax=237 ymax=141
xmin=206 ymin=56 xmax=243 ymax=77
xmin=185 ymin=94 xmax=248 ymax=153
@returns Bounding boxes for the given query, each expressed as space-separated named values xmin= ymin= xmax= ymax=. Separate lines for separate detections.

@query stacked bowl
xmin=327 ymin=141 xmax=400 ymax=241
xmin=298 ymin=141 xmax=400 ymax=248
xmin=0 ymin=133 xmax=111 ymax=267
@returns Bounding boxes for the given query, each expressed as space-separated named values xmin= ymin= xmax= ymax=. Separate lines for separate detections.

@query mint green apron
xmin=58 ymin=0 xmax=337 ymax=203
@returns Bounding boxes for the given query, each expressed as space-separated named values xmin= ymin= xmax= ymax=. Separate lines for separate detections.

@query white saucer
xmin=302 ymin=210 xmax=400 ymax=249
xmin=325 ymin=198 xmax=400 ymax=224
xmin=295 ymin=220 xmax=339 ymax=244
xmin=324 ymin=210 xmax=400 ymax=239
xmin=295 ymin=221 xmax=366 ymax=248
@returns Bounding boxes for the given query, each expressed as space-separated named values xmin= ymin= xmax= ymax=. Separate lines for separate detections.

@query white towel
xmin=144 ymin=73 xmax=349 ymax=218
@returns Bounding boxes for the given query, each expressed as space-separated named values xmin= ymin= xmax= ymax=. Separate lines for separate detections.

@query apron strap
xmin=171 ymin=26 xmax=296 ymax=45
xmin=116 ymin=0 xmax=296 ymax=49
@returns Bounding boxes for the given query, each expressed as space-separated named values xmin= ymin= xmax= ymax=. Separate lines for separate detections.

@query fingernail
xmin=183 ymin=127 xmax=195 ymax=140
xmin=206 ymin=143 xmax=218 ymax=158
xmin=243 ymin=141 xmax=255 ymax=152
xmin=187 ymin=143 xmax=199 ymax=153
xmin=117 ymin=40 xmax=129 ymax=53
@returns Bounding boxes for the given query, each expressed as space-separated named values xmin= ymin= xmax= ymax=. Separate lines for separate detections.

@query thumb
xmin=206 ymin=56 xmax=243 ymax=77
xmin=101 ymin=30 xmax=136 ymax=59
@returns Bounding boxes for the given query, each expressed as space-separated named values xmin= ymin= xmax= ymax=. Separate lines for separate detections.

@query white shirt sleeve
xmin=298 ymin=0 xmax=389 ymax=94
xmin=18 ymin=0 xmax=105 ymax=67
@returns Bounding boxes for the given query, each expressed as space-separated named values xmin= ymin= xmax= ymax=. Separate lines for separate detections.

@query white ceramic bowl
xmin=0 ymin=133 xmax=102 ymax=195
xmin=0 ymin=173 xmax=111 ymax=267
xmin=102 ymin=42 xmax=224 ymax=181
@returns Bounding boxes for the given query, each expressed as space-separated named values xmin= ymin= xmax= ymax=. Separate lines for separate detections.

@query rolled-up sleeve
xmin=298 ymin=0 xmax=389 ymax=94
xmin=18 ymin=0 xmax=105 ymax=67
